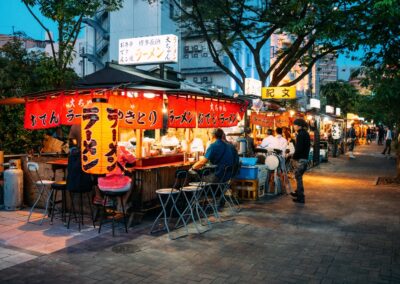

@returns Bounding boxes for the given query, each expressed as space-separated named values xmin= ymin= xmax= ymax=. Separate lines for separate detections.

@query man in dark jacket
xmin=290 ymin=119 xmax=310 ymax=204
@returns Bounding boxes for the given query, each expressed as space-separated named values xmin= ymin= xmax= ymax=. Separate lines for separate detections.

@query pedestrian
xmin=381 ymin=126 xmax=393 ymax=157
xmin=243 ymin=126 xmax=256 ymax=157
xmin=347 ymin=123 xmax=357 ymax=159
xmin=378 ymin=125 xmax=384 ymax=145
xmin=366 ymin=127 xmax=372 ymax=144
xmin=290 ymin=119 xmax=310 ymax=204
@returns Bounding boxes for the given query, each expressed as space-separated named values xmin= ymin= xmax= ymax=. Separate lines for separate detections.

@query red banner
xmin=275 ymin=114 xmax=291 ymax=127
xmin=218 ymin=102 xmax=244 ymax=128
xmin=197 ymin=99 xmax=219 ymax=128
xmin=167 ymin=96 xmax=196 ymax=128
xmin=250 ymin=112 xmax=274 ymax=128
xmin=61 ymin=93 xmax=93 ymax=125
xmin=109 ymin=93 xmax=163 ymax=129
xmin=24 ymin=97 xmax=62 ymax=129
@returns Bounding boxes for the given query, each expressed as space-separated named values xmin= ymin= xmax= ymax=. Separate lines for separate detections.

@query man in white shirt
xmin=270 ymin=127 xmax=288 ymax=155
xmin=260 ymin=129 xmax=277 ymax=149
xmin=382 ymin=126 xmax=392 ymax=156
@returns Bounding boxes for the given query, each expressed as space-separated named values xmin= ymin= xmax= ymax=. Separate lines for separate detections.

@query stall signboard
xmin=261 ymin=86 xmax=296 ymax=99
xmin=336 ymin=107 xmax=341 ymax=116
xmin=245 ymin=78 xmax=262 ymax=97
xmin=250 ymin=113 xmax=274 ymax=128
xmin=275 ymin=114 xmax=291 ymax=127
xmin=119 ymin=34 xmax=178 ymax=65
xmin=197 ymin=100 xmax=219 ymax=128
xmin=219 ymin=102 xmax=243 ymax=128
xmin=24 ymin=97 xmax=62 ymax=129
xmin=109 ymin=94 xmax=163 ymax=129
xmin=61 ymin=93 xmax=93 ymax=125
xmin=197 ymin=100 xmax=244 ymax=128
xmin=326 ymin=105 xmax=334 ymax=114
xmin=310 ymin=98 xmax=321 ymax=109
xmin=167 ymin=96 xmax=196 ymax=128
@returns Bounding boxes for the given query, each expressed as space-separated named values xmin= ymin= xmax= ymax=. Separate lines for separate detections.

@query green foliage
xmin=319 ymin=81 xmax=360 ymax=116
xmin=0 ymin=37 xmax=76 ymax=154
xmin=171 ymin=0 xmax=370 ymax=89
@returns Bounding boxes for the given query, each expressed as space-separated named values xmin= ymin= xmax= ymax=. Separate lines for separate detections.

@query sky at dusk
xmin=1 ymin=0 xmax=361 ymax=80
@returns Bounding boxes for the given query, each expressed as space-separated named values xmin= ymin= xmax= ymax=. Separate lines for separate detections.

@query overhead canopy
xmin=74 ymin=62 xmax=180 ymax=89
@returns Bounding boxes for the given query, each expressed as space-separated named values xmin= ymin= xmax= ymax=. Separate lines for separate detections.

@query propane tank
xmin=4 ymin=160 xmax=23 ymax=210
xmin=237 ymin=137 xmax=247 ymax=156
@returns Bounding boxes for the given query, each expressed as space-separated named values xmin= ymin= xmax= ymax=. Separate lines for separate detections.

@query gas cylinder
xmin=237 ymin=137 xmax=247 ymax=156
xmin=4 ymin=160 xmax=23 ymax=210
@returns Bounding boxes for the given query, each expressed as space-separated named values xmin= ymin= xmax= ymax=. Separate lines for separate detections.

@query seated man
xmin=259 ymin=129 xmax=277 ymax=149
xmin=191 ymin=128 xmax=237 ymax=183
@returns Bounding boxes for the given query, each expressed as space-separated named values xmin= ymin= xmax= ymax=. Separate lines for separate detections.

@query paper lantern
xmin=81 ymin=98 xmax=119 ymax=174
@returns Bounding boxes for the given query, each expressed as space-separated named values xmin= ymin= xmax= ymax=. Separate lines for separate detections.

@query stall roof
xmin=74 ymin=62 xmax=180 ymax=89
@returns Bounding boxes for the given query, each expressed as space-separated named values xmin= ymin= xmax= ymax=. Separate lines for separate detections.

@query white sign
xmin=332 ymin=124 xmax=342 ymax=139
xmin=326 ymin=105 xmax=334 ymax=114
xmin=335 ymin=107 xmax=341 ymax=116
xmin=310 ymin=98 xmax=320 ymax=109
xmin=245 ymin=78 xmax=262 ymax=97
xmin=118 ymin=34 xmax=178 ymax=65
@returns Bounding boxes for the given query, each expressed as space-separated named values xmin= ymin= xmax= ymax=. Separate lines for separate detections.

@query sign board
xmin=332 ymin=124 xmax=342 ymax=140
xmin=326 ymin=105 xmax=334 ymax=114
xmin=261 ymin=86 xmax=296 ymax=99
xmin=335 ymin=107 xmax=341 ymax=116
xmin=310 ymin=98 xmax=320 ymax=109
xmin=245 ymin=78 xmax=261 ymax=97
xmin=118 ymin=34 xmax=178 ymax=65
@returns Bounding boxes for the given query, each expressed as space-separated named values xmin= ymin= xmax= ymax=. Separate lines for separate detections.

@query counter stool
xmin=97 ymin=182 xmax=130 ymax=237
xmin=150 ymin=170 xmax=188 ymax=240
xmin=49 ymin=181 xmax=67 ymax=225
xmin=67 ymin=189 xmax=95 ymax=232
xmin=26 ymin=162 xmax=55 ymax=225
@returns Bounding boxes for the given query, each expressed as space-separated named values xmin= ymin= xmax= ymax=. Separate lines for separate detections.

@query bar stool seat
xmin=50 ymin=181 xmax=67 ymax=225
xmin=156 ymin=188 xmax=179 ymax=194
xmin=98 ymin=181 xmax=130 ymax=236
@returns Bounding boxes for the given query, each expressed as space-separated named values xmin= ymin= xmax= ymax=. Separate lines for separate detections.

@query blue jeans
xmin=292 ymin=159 xmax=308 ymax=198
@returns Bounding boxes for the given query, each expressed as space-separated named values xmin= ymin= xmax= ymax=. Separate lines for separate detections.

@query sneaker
xmin=292 ymin=198 xmax=305 ymax=204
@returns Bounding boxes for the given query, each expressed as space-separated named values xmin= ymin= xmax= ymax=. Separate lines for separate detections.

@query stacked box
xmin=235 ymin=164 xmax=269 ymax=181
xmin=232 ymin=179 xmax=265 ymax=200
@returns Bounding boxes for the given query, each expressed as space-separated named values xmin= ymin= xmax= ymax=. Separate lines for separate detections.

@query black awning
xmin=74 ymin=63 xmax=180 ymax=89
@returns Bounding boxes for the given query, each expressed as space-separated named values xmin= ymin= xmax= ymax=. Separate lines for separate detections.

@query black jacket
xmin=293 ymin=129 xmax=311 ymax=160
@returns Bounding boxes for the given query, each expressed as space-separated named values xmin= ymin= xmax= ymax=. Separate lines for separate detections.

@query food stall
xmin=21 ymin=64 xmax=246 ymax=219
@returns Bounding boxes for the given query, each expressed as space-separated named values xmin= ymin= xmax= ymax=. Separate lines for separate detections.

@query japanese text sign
xmin=119 ymin=34 xmax=178 ymax=65
xmin=250 ymin=113 xmax=274 ymax=128
xmin=24 ymin=97 xmax=62 ymax=129
xmin=167 ymin=96 xmax=196 ymax=128
xmin=245 ymin=78 xmax=262 ymax=97
xmin=261 ymin=86 xmax=296 ymax=100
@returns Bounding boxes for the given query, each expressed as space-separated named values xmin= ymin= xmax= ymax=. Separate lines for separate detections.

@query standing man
xmin=348 ymin=123 xmax=357 ymax=159
xmin=260 ymin=129 xmax=277 ymax=149
xmin=290 ymin=119 xmax=310 ymax=204
xmin=382 ymin=126 xmax=392 ymax=157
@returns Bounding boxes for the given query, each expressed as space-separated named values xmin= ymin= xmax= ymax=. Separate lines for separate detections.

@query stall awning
xmin=74 ymin=62 xmax=180 ymax=89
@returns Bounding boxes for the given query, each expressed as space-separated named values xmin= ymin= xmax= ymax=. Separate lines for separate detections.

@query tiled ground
xmin=0 ymin=143 xmax=399 ymax=283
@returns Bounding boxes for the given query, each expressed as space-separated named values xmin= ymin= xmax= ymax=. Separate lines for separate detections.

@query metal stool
xmin=150 ymin=170 xmax=188 ymax=240
xmin=97 ymin=183 xmax=130 ymax=237
xmin=49 ymin=181 xmax=68 ymax=225
xmin=67 ymin=189 xmax=95 ymax=232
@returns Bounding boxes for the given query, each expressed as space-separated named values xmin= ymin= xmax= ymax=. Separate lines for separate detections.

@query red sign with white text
xmin=167 ymin=96 xmax=196 ymax=128
xmin=24 ymin=97 xmax=62 ymax=129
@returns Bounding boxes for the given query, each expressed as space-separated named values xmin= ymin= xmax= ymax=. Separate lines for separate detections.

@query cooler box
xmin=236 ymin=164 xmax=269 ymax=181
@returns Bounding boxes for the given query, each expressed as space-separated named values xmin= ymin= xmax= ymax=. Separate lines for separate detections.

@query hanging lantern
xmin=81 ymin=98 xmax=119 ymax=174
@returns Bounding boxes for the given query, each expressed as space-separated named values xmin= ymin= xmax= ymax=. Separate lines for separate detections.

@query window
xmin=192 ymin=53 xmax=198 ymax=58
xmin=183 ymin=54 xmax=189 ymax=59
xmin=184 ymin=46 xmax=190 ymax=53
xmin=193 ymin=45 xmax=198 ymax=51
xmin=202 ymin=52 xmax=208 ymax=57
xmin=202 ymin=76 xmax=208 ymax=82
xmin=193 ymin=77 xmax=198 ymax=83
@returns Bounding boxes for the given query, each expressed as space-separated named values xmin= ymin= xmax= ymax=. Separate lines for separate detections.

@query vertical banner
xmin=24 ymin=97 xmax=62 ymax=129
xmin=109 ymin=92 xmax=163 ymax=129
xmin=167 ymin=96 xmax=196 ymax=128
xmin=61 ymin=93 xmax=93 ymax=125
xmin=197 ymin=99 xmax=219 ymax=128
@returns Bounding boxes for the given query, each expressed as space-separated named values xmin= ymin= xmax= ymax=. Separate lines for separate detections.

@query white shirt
xmin=161 ymin=135 xmax=179 ymax=147
xmin=270 ymin=135 xmax=288 ymax=154
xmin=260 ymin=135 xmax=277 ymax=149
xmin=385 ymin=130 xmax=392 ymax=140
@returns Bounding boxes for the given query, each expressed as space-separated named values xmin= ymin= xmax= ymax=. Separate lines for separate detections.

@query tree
xmin=319 ymin=81 xmax=360 ymax=116
xmin=0 ymin=37 xmax=76 ymax=154
xmin=22 ymin=0 xmax=123 ymax=87
xmin=170 ymin=0 xmax=370 ymax=90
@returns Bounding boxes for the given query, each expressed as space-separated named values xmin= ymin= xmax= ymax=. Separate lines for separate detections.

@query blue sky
xmin=1 ymin=0 xmax=360 ymax=79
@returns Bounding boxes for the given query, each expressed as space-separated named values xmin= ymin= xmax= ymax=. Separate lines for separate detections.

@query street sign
xmin=261 ymin=86 xmax=296 ymax=99
xmin=119 ymin=34 xmax=178 ymax=65
xmin=245 ymin=78 xmax=261 ymax=97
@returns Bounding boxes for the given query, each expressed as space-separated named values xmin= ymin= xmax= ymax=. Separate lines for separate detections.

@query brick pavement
xmin=0 ymin=143 xmax=399 ymax=283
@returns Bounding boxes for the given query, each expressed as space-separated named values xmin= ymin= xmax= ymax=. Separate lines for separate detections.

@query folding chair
xmin=150 ymin=170 xmax=188 ymax=239
xmin=26 ymin=162 xmax=55 ymax=225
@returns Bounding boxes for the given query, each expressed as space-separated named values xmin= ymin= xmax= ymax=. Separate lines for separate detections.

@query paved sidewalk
xmin=0 ymin=143 xmax=399 ymax=283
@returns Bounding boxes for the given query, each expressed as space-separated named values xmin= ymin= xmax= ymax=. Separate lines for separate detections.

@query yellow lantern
xmin=81 ymin=98 xmax=118 ymax=174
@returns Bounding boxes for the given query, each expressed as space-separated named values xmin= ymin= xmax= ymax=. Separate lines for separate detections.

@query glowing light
xmin=144 ymin=93 xmax=156 ymax=99
xmin=307 ymin=115 xmax=313 ymax=120
xmin=289 ymin=110 xmax=295 ymax=117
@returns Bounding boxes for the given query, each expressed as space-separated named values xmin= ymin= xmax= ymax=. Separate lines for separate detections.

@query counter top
xmin=133 ymin=161 xmax=194 ymax=171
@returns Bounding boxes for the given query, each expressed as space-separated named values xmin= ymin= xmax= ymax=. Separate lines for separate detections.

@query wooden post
xmin=135 ymin=130 xmax=143 ymax=159
xmin=0 ymin=151 xmax=3 ymax=173
xmin=155 ymin=129 xmax=160 ymax=142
